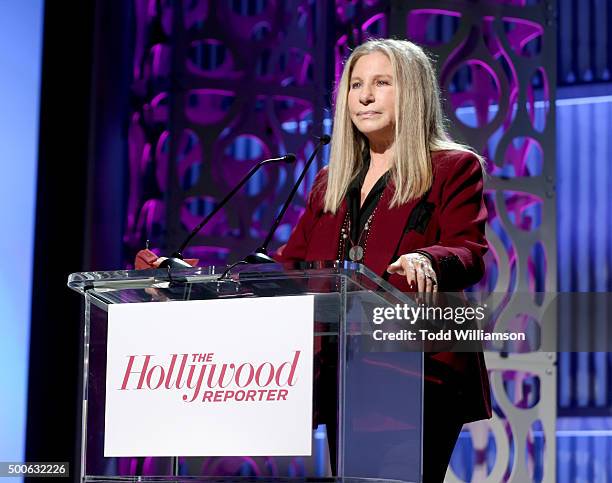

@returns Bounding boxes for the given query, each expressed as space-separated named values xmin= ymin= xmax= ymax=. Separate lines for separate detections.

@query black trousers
xmin=421 ymin=379 xmax=464 ymax=482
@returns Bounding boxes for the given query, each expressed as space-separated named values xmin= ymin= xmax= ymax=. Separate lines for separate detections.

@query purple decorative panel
xmin=333 ymin=0 xmax=389 ymax=83
xmin=125 ymin=0 xmax=328 ymax=267
xmin=395 ymin=0 xmax=556 ymax=297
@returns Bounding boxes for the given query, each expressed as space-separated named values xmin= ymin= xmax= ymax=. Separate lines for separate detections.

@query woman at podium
xmin=275 ymin=39 xmax=491 ymax=482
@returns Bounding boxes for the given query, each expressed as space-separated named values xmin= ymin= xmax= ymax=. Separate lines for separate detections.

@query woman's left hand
xmin=387 ymin=253 xmax=438 ymax=293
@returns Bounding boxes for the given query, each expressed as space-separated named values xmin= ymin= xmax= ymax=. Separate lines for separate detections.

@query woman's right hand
xmin=135 ymin=249 xmax=167 ymax=270
xmin=134 ymin=248 xmax=198 ymax=270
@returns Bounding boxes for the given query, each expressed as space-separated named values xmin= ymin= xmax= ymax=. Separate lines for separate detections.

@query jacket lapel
xmin=364 ymin=185 xmax=421 ymax=277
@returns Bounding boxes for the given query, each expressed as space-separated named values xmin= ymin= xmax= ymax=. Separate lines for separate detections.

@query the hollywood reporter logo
xmin=119 ymin=351 xmax=301 ymax=403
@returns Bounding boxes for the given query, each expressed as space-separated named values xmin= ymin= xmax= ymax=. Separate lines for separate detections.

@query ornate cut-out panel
xmin=125 ymin=0 xmax=328 ymax=267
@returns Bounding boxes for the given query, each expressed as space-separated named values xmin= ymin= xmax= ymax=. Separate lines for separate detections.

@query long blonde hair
xmin=324 ymin=38 xmax=483 ymax=213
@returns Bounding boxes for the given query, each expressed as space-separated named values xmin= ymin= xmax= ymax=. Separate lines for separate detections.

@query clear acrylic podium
xmin=68 ymin=261 xmax=423 ymax=483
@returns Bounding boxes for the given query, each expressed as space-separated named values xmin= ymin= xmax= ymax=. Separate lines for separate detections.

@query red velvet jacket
xmin=276 ymin=149 xmax=492 ymax=423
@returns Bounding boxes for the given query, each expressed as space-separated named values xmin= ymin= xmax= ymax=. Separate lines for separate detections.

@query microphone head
xmin=283 ymin=153 xmax=297 ymax=164
xmin=319 ymin=134 xmax=331 ymax=145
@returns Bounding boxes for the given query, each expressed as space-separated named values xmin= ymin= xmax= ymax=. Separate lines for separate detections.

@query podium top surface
xmin=67 ymin=261 xmax=411 ymax=307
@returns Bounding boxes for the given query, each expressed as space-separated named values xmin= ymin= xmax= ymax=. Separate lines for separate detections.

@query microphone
xmin=159 ymin=153 xmax=296 ymax=268
xmin=244 ymin=134 xmax=331 ymax=264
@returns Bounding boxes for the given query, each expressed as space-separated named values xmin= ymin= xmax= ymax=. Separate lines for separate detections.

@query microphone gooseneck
xmin=244 ymin=134 xmax=331 ymax=264
xmin=159 ymin=153 xmax=296 ymax=269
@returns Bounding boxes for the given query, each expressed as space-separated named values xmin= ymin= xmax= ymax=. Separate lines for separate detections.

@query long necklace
xmin=339 ymin=195 xmax=382 ymax=262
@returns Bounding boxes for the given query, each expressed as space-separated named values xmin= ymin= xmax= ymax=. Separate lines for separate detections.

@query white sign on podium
xmin=104 ymin=295 xmax=314 ymax=457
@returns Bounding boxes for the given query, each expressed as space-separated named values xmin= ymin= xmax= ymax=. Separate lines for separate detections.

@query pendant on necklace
xmin=349 ymin=245 xmax=364 ymax=261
